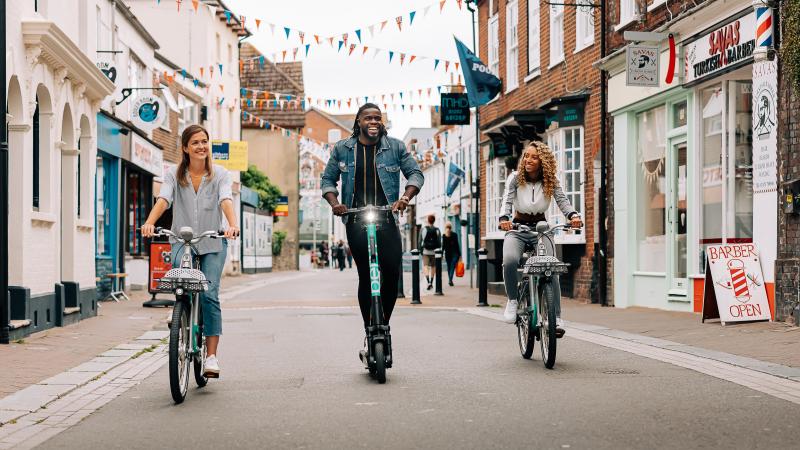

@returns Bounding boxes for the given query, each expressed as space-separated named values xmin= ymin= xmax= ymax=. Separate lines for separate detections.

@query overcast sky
xmin=227 ymin=0 xmax=475 ymax=138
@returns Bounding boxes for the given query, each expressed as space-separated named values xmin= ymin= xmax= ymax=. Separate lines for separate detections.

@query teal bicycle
xmin=512 ymin=222 xmax=570 ymax=369
xmin=344 ymin=205 xmax=394 ymax=384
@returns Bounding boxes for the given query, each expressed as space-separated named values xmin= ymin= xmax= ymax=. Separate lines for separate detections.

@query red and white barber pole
xmin=753 ymin=0 xmax=774 ymax=61
xmin=727 ymin=259 xmax=751 ymax=301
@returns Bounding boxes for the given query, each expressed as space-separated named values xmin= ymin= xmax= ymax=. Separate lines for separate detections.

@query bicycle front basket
xmin=523 ymin=255 xmax=570 ymax=275
xmin=156 ymin=268 xmax=209 ymax=293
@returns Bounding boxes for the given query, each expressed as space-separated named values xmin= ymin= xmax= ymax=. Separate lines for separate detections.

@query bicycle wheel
xmin=516 ymin=279 xmax=536 ymax=359
xmin=193 ymin=296 xmax=208 ymax=387
xmin=539 ymin=281 xmax=557 ymax=369
xmin=373 ymin=341 xmax=386 ymax=384
xmin=169 ymin=301 xmax=191 ymax=404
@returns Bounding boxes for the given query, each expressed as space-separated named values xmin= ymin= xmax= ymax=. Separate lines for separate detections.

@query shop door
xmin=667 ymin=138 xmax=688 ymax=295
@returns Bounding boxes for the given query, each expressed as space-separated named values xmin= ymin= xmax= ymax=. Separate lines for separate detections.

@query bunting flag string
xmin=240 ymin=110 xmax=335 ymax=153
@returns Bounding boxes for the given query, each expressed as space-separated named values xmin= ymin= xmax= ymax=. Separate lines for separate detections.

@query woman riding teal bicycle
xmin=142 ymin=124 xmax=239 ymax=378
xmin=499 ymin=141 xmax=583 ymax=329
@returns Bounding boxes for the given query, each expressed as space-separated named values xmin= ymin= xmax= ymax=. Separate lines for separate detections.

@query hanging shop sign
xmin=684 ymin=10 xmax=756 ymax=85
xmin=440 ymin=93 xmax=470 ymax=125
xmin=275 ymin=196 xmax=289 ymax=217
xmin=130 ymin=133 xmax=164 ymax=177
xmin=211 ymin=141 xmax=249 ymax=171
xmin=702 ymin=243 xmax=771 ymax=324
xmin=130 ymin=95 xmax=166 ymax=131
xmin=96 ymin=60 xmax=117 ymax=84
xmin=752 ymin=59 xmax=777 ymax=193
xmin=626 ymin=44 xmax=660 ymax=87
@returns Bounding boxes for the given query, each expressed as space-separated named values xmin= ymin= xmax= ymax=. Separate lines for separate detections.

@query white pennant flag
xmin=368 ymin=25 xmax=375 ymax=38
xmin=424 ymin=5 xmax=431 ymax=16
xmin=269 ymin=23 xmax=275 ymax=36
xmin=373 ymin=48 xmax=381 ymax=59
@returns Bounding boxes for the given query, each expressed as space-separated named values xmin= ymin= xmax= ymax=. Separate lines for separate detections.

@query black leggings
xmin=346 ymin=218 xmax=402 ymax=329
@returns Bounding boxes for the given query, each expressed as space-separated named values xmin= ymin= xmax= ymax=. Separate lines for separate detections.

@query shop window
xmin=485 ymin=156 xmax=510 ymax=234
xmin=488 ymin=15 xmax=500 ymax=77
xmin=328 ymin=128 xmax=342 ymax=143
xmin=96 ymin=156 xmax=109 ymax=256
xmin=32 ymin=96 xmax=40 ymax=210
xmin=575 ymin=0 xmax=594 ymax=51
xmin=700 ymin=85 xmax=724 ymax=270
xmin=178 ymin=94 xmax=199 ymax=135
xmin=636 ymin=106 xmax=667 ymax=272
xmin=547 ymin=127 xmax=585 ymax=243
xmin=731 ymin=81 xmax=753 ymax=240
xmin=527 ymin=0 xmax=540 ymax=75
xmin=619 ymin=0 xmax=638 ymax=26
xmin=505 ymin=0 xmax=519 ymax=92
xmin=672 ymin=100 xmax=688 ymax=128
xmin=549 ymin=4 xmax=564 ymax=66
xmin=77 ymin=138 xmax=81 ymax=217
xmin=126 ymin=168 xmax=152 ymax=256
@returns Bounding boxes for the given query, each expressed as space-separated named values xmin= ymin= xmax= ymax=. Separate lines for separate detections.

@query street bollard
xmin=410 ymin=249 xmax=421 ymax=304
xmin=397 ymin=261 xmax=405 ymax=298
xmin=477 ymin=248 xmax=488 ymax=307
xmin=434 ymin=249 xmax=444 ymax=296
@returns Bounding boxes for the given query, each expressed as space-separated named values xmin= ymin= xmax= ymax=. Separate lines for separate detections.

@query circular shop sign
xmin=130 ymin=95 xmax=165 ymax=131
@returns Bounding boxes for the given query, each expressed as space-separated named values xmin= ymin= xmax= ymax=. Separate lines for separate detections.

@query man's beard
xmin=360 ymin=124 xmax=383 ymax=140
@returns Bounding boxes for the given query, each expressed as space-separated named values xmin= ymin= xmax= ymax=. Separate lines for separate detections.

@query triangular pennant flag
xmin=396 ymin=16 xmax=403 ymax=31
xmin=338 ymin=41 xmax=344 ymax=52
xmin=373 ymin=48 xmax=381 ymax=59
xmin=437 ymin=86 xmax=442 ymax=94
xmin=424 ymin=5 xmax=432 ymax=16
xmin=349 ymin=44 xmax=357 ymax=56
xmin=342 ymin=33 xmax=348 ymax=45
xmin=434 ymin=59 xmax=440 ymax=70
xmin=418 ymin=89 xmax=422 ymax=97
xmin=402 ymin=105 xmax=405 ymax=111
xmin=269 ymin=24 xmax=275 ymax=35
xmin=409 ymin=55 xmax=416 ymax=64
xmin=380 ymin=20 xmax=388 ymax=31
xmin=219 ymin=84 xmax=224 ymax=92
xmin=445 ymin=61 xmax=450 ymax=72
xmin=435 ymin=106 xmax=439 ymax=113
xmin=284 ymin=27 xmax=291 ymax=39
xmin=355 ymin=29 xmax=362 ymax=43
xmin=410 ymin=105 xmax=414 ymax=112
xmin=389 ymin=51 xmax=394 ymax=63
xmin=193 ymin=79 xmax=199 ymax=87
xmin=282 ymin=50 xmax=287 ymax=62
xmin=200 ymin=67 xmax=204 ymax=77
xmin=440 ymin=0 xmax=446 ymax=12
xmin=427 ymin=88 xmax=432 ymax=97
xmin=298 ymin=31 xmax=305 ymax=44
xmin=181 ymin=69 xmax=187 ymax=79
xmin=410 ymin=11 xmax=416 ymax=25
xmin=362 ymin=46 xmax=369 ymax=55
xmin=219 ymin=97 xmax=224 ymax=105
xmin=255 ymin=18 xmax=261 ymax=29
xmin=457 ymin=0 xmax=463 ymax=10
xmin=347 ymin=99 xmax=351 ymax=108
xmin=455 ymin=62 xmax=460 ymax=71
xmin=328 ymin=36 xmax=334 ymax=47
xmin=224 ymin=10 xmax=231 ymax=23
xmin=305 ymin=44 xmax=311 ymax=57
xmin=364 ymin=96 xmax=369 ymax=104
xmin=218 ymin=63 xmax=223 ymax=74
xmin=314 ymin=35 xmax=320 ymax=44
xmin=259 ymin=56 xmax=265 ymax=67
xmin=191 ymin=0 xmax=198 ymax=11
xmin=176 ymin=1 xmax=182 ymax=13
xmin=399 ymin=53 xmax=406 ymax=65
xmin=337 ymin=100 xmax=341 ymax=108
xmin=391 ymin=93 xmax=395 ymax=101
xmin=381 ymin=94 xmax=385 ymax=102
xmin=292 ymin=47 xmax=298 ymax=60
xmin=209 ymin=65 xmax=214 ymax=76
xmin=368 ymin=25 xmax=375 ymax=38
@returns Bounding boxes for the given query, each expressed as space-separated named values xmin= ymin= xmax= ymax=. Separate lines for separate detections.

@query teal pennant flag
xmin=454 ymin=37 xmax=502 ymax=106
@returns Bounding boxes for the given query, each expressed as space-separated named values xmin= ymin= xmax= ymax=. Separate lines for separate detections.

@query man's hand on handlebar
xmin=141 ymin=223 xmax=156 ymax=238
xmin=499 ymin=220 xmax=513 ymax=231
xmin=332 ymin=204 xmax=348 ymax=216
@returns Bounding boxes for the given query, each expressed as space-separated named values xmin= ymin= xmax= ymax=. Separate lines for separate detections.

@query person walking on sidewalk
xmin=498 ymin=141 xmax=582 ymax=332
xmin=141 ymin=124 xmax=239 ymax=378
xmin=346 ymin=244 xmax=353 ymax=268
xmin=336 ymin=240 xmax=347 ymax=272
xmin=419 ymin=214 xmax=441 ymax=290
xmin=442 ymin=222 xmax=461 ymax=286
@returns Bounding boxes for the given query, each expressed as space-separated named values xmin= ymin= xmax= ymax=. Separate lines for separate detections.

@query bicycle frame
xmin=176 ymin=245 xmax=201 ymax=355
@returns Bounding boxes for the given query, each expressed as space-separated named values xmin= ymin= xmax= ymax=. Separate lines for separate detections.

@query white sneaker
xmin=556 ymin=317 xmax=565 ymax=328
xmin=503 ymin=300 xmax=519 ymax=323
xmin=203 ymin=355 xmax=220 ymax=377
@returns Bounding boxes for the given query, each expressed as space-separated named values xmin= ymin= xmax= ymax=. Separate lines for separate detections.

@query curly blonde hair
xmin=516 ymin=141 xmax=558 ymax=198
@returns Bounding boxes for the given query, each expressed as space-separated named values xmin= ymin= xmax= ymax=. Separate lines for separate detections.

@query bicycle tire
xmin=169 ymin=301 xmax=191 ymax=404
xmin=374 ymin=341 xmax=386 ymax=384
xmin=539 ymin=281 xmax=558 ymax=369
xmin=193 ymin=295 xmax=208 ymax=387
xmin=516 ymin=279 xmax=535 ymax=359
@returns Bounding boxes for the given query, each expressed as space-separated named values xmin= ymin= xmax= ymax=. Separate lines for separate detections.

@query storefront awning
xmin=480 ymin=110 xmax=548 ymax=157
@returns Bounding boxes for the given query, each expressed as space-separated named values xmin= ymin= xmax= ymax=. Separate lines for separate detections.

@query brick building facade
xmin=476 ymin=0 xmax=602 ymax=300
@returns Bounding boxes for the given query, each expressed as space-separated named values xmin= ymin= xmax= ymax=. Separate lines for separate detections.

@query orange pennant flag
xmin=381 ymin=94 xmax=385 ymax=102
xmin=396 ymin=17 xmax=403 ymax=31
xmin=384 ymin=103 xmax=388 ymax=111
xmin=409 ymin=55 xmax=416 ymax=64
xmin=200 ymin=67 xmax=204 ymax=77
xmin=337 ymin=100 xmax=341 ymax=108
xmin=282 ymin=50 xmax=287 ymax=62
xmin=440 ymin=0 xmax=446 ymax=12
xmin=191 ymin=0 xmax=198 ymax=11
xmin=328 ymin=37 xmax=334 ymax=47
xmin=380 ymin=20 xmax=388 ymax=31
xmin=255 ymin=18 xmax=261 ymax=30
xmin=219 ymin=84 xmax=224 ymax=92
xmin=455 ymin=62 xmax=460 ymax=71
xmin=347 ymin=99 xmax=351 ymax=108
xmin=314 ymin=35 xmax=320 ymax=44
xmin=362 ymin=46 xmax=369 ymax=55
xmin=399 ymin=53 xmax=406 ymax=65
xmin=239 ymin=60 xmax=244 ymax=73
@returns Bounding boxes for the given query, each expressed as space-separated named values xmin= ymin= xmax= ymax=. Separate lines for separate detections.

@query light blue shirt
xmin=158 ymin=164 xmax=233 ymax=255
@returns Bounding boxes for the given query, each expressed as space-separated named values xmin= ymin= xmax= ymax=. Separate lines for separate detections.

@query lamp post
xmin=1 ymin=0 xmax=9 ymax=343
xmin=465 ymin=0 xmax=481 ymax=291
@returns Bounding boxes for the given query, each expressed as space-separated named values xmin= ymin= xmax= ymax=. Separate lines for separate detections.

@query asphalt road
xmin=39 ymin=270 xmax=800 ymax=449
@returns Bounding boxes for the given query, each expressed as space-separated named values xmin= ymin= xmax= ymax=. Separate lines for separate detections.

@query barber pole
xmin=753 ymin=1 xmax=774 ymax=60
xmin=728 ymin=259 xmax=750 ymax=301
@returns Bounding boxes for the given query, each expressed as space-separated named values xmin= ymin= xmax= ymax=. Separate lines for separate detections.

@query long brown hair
xmin=516 ymin=141 xmax=558 ymax=198
xmin=177 ymin=124 xmax=214 ymax=187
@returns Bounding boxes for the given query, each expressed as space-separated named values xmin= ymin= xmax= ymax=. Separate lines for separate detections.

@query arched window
xmin=33 ymin=95 xmax=40 ymax=209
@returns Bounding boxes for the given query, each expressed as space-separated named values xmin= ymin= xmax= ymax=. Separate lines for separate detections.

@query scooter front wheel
xmin=373 ymin=342 xmax=386 ymax=384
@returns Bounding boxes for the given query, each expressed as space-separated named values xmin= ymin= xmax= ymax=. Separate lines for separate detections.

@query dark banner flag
xmin=446 ymin=162 xmax=466 ymax=197
xmin=454 ymin=37 xmax=502 ymax=107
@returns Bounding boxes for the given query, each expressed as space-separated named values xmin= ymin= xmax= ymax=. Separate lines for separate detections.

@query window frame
xmin=527 ymin=0 xmax=541 ymax=78
xmin=547 ymin=126 xmax=586 ymax=244
xmin=575 ymin=0 xmax=595 ymax=52
xmin=618 ymin=0 xmax=639 ymax=29
xmin=549 ymin=4 xmax=565 ymax=67
xmin=505 ymin=0 xmax=520 ymax=93
xmin=485 ymin=155 xmax=510 ymax=240
xmin=488 ymin=14 xmax=500 ymax=77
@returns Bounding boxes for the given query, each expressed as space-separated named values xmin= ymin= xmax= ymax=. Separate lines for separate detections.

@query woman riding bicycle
xmin=499 ymin=141 xmax=583 ymax=327
xmin=141 ymin=124 xmax=239 ymax=378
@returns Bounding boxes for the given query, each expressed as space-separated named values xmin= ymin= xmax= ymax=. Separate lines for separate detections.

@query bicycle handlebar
xmin=343 ymin=205 xmax=394 ymax=214
xmin=503 ymin=222 xmax=574 ymax=234
xmin=145 ymin=227 xmax=226 ymax=244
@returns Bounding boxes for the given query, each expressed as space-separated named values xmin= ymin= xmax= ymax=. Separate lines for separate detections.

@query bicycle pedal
xmin=204 ymin=372 xmax=220 ymax=379
xmin=555 ymin=328 xmax=566 ymax=339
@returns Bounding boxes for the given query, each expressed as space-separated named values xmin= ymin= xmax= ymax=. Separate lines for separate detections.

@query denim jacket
xmin=321 ymin=135 xmax=424 ymax=223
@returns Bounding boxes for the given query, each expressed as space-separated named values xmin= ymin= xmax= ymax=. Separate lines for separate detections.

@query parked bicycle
xmin=343 ymin=205 xmax=394 ymax=384
xmin=148 ymin=226 xmax=225 ymax=403
xmin=509 ymin=222 xmax=571 ymax=369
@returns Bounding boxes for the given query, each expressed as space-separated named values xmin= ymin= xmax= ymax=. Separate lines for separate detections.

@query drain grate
xmin=603 ymin=369 xmax=640 ymax=375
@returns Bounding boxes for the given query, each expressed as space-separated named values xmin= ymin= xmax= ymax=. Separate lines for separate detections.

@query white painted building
xmin=5 ymin=0 xmax=115 ymax=339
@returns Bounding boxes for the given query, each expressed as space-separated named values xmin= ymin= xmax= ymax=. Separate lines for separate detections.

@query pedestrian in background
xmin=346 ymin=244 xmax=353 ymax=268
xmin=419 ymin=214 xmax=441 ymax=290
xmin=336 ymin=240 xmax=347 ymax=271
xmin=442 ymin=222 xmax=461 ymax=286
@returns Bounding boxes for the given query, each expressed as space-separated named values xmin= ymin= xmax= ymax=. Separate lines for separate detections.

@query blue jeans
xmin=445 ymin=254 xmax=459 ymax=282
xmin=502 ymin=231 xmax=561 ymax=317
xmin=171 ymin=240 xmax=227 ymax=336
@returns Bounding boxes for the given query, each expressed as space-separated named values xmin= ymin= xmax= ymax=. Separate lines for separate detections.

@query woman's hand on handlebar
xmin=570 ymin=215 xmax=583 ymax=229
xmin=224 ymin=226 xmax=240 ymax=239
xmin=332 ymin=204 xmax=348 ymax=216
xmin=141 ymin=223 xmax=156 ymax=238
xmin=499 ymin=220 xmax=513 ymax=231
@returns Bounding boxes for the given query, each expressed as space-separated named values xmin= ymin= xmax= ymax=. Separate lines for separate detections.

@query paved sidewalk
xmin=0 ymin=271 xmax=282 ymax=400
xmin=398 ymin=273 xmax=800 ymax=369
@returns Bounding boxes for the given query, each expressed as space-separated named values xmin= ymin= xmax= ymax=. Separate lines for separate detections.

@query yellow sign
xmin=211 ymin=140 xmax=248 ymax=171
